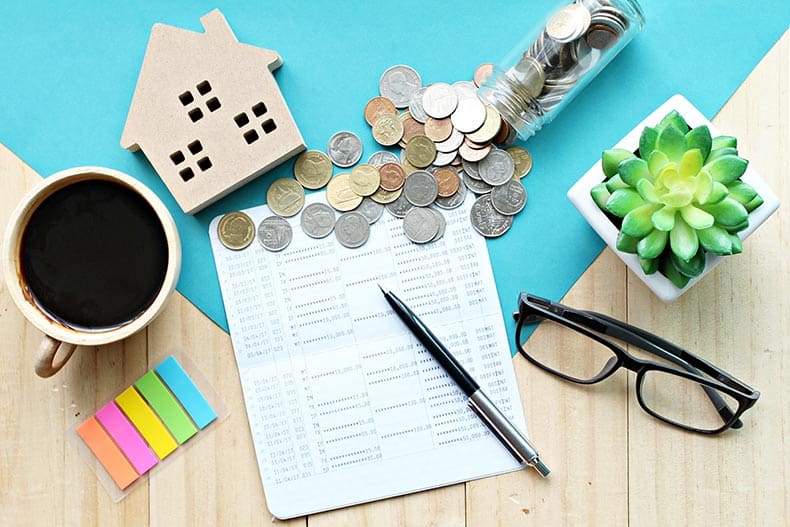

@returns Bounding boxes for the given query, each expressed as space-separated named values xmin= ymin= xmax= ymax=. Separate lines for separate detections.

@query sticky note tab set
xmin=70 ymin=355 xmax=227 ymax=501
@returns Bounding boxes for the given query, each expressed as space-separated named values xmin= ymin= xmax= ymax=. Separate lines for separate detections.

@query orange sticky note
xmin=76 ymin=416 xmax=139 ymax=490
xmin=115 ymin=386 xmax=178 ymax=459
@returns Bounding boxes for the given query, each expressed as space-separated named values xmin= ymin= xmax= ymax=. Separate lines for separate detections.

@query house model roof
xmin=121 ymin=9 xmax=305 ymax=214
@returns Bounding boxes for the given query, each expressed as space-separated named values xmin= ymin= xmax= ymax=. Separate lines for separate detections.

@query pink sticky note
xmin=95 ymin=401 xmax=158 ymax=475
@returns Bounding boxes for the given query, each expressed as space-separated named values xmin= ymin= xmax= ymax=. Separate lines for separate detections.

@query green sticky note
xmin=134 ymin=371 xmax=198 ymax=444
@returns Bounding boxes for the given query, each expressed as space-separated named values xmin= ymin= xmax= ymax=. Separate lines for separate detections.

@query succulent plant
xmin=590 ymin=110 xmax=763 ymax=289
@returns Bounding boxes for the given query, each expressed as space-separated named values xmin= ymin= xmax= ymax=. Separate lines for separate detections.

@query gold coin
xmin=372 ymin=113 xmax=404 ymax=146
xmin=405 ymin=135 xmax=437 ymax=168
xmin=370 ymin=186 xmax=403 ymax=204
xmin=401 ymin=157 xmax=420 ymax=175
xmin=293 ymin=150 xmax=333 ymax=189
xmin=266 ymin=178 xmax=305 ymax=217
xmin=507 ymin=146 xmax=533 ymax=179
xmin=217 ymin=211 xmax=255 ymax=251
xmin=349 ymin=164 xmax=381 ymax=196
xmin=379 ymin=163 xmax=406 ymax=191
xmin=364 ymin=96 xmax=398 ymax=126
xmin=326 ymin=173 xmax=364 ymax=211
xmin=434 ymin=167 xmax=461 ymax=197
xmin=424 ymin=117 xmax=453 ymax=142
xmin=466 ymin=104 xmax=501 ymax=144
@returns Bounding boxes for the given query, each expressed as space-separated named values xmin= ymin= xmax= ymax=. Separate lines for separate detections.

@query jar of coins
xmin=479 ymin=0 xmax=645 ymax=140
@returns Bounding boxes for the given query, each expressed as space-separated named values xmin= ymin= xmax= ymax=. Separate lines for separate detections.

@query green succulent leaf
xmin=694 ymin=169 xmax=713 ymax=204
xmin=590 ymin=183 xmax=611 ymax=210
xmin=706 ymin=147 xmax=738 ymax=163
xmin=647 ymin=150 xmax=671 ymax=178
xmin=622 ymin=204 xmax=661 ymax=238
xmin=616 ymin=231 xmax=639 ymax=253
xmin=744 ymin=194 xmax=764 ymax=213
xmin=652 ymin=206 xmax=677 ymax=231
xmin=725 ymin=219 xmax=750 ymax=234
xmin=639 ymin=127 xmax=659 ymax=160
xmin=601 ymin=148 xmax=635 ymax=178
xmin=640 ymin=257 xmax=659 ymax=275
xmin=729 ymin=234 xmax=743 ymax=254
xmin=605 ymin=174 xmax=630 ymax=192
xmin=679 ymin=149 xmax=704 ymax=178
xmin=637 ymin=229 xmax=668 ymax=259
xmin=704 ymin=155 xmax=748 ymax=184
xmin=618 ymin=158 xmax=651 ymax=186
xmin=606 ymin=188 xmax=645 ymax=217
xmin=657 ymin=110 xmax=690 ymax=134
xmin=660 ymin=190 xmax=693 ymax=208
xmin=711 ymin=135 xmax=737 ymax=150
xmin=679 ymin=205 xmax=714 ymax=230
xmin=726 ymin=181 xmax=758 ymax=205
xmin=707 ymin=181 xmax=729 ymax=204
xmin=669 ymin=218 xmax=699 ymax=261
xmin=699 ymin=197 xmax=748 ymax=227
xmin=670 ymin=249 xmax=706 ymax=278
xmin=656 ymin=124 xmax=687 ymax=164
xmin=697 ymin=225 xmax=733 ymax=255
xmin=685 ymin=126 xmax=712 ymax=162
xmin=662 ymin=257 xmax=691 ymax=289
xmin=636 ymin=179 xmax=660 ymax=204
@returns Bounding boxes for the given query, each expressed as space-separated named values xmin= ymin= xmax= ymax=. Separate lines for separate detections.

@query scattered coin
xmin=267 ymin=178 xmax=305 ymax=217
xmin=335 ymin=212 xmax=371 ymax=248
xmin=462 ymin=159 xmax=481 ymax=180
xmin=401 ymin=116 xmax=425 ymax=144
xmin=349 ymin=164 xmax=381 ymax=196
xmin=424 ymin=117 xmax=453 ymax=143
xmin=403 ymin=170 xmax=439 ymax=207
xmin=370 ymin=186 xmax=403 ymax=205
xmin=459 ymin=141 xmax=491 ymax=162
xmin=451 ymin=97 xmax=487 ymax=133
xmin=422 ymin=83 xmax=458 ymax=119
xmin=368 ymin=150 xmax=400 ymax=167
xmin=293 ymin=150 xmax=333 ymax=190
xmin=364 ymin=96 xmax=398 ymax=126
xmin=408 ymin=87 xmax=429 ymax=123
xmin=257 ymin=216 xmax=293 ymax=252
xmin=217 ymin=211 xmax=255 ymax=250
xmin=300 ymin=202 xmax=336 ymax=238
xmin=433 ymin=150 xmax=457 ymax=167
xmin=405 ymin=135 xmax=437 ymax=168
xmin=470 ymin=195 xmax=514 ymax=238
xmin=473 ymin=63 xmax=495 ymax=87
xmin=507 ymin=146 xmax=533 ymax=179
xmin=428 ymin=208 xmax=447 ymax=242
xmin=465 ymin=105 xmax=502 ymax=144
xmin=435 ymin=181 xmax=467 ymax=209
xmin=385 ymin=192 xmax=415 ymax=218
xmin=327 ymin=131 xmax=363 ymax=168
xmin=434 ymin=127 xmax=464 ymax=153
xmin=491 ymin=179 xmax=528 ymax=215
xmin=326 ymin=173 xmax=364 ymax=211
xmin=372 ymin=113 xmax=404 ymax=146
xmin=463 ymin=172 xmax=493 ymax=194
xmin=434 ymin=167 xmax=461 ymax=198
xmin=379 ymin=65 xmax=422 ymax=108
xmin=355 ymin=197 xmax=384 ymax=224
xmin=379 ymin=163 xmax=406 ymax=191
xmin=479 ymin=149 xmax=516 ymax=186
xmin=403 ymin=207 xmax=439 ymax=243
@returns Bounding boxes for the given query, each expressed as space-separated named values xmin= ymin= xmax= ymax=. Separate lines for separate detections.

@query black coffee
xmin=20 ymin=179 xmax=169 ymax=329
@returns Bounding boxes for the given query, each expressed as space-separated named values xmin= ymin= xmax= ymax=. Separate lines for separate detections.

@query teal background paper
xmin=0 ymin=1 xmax=787 ymax=352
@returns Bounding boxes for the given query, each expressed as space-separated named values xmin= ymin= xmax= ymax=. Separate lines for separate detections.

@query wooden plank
xmin=626 ymin=32 xmax=789 ymax=527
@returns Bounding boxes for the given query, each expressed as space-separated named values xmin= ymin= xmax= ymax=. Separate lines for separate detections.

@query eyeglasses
xmin=513 ymin=293 xmax=759 ymax=434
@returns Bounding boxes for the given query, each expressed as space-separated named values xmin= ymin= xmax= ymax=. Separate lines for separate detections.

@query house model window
xmin=121 ymin=9 xmax=306 ymax=214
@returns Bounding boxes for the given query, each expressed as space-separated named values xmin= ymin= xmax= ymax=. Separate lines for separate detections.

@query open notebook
xmin=209 ymin=192 xmax=528 ymax=518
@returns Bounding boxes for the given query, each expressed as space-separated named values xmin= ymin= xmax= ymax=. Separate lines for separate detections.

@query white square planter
xmin=567 ymin=94 xmax=780 ymax=302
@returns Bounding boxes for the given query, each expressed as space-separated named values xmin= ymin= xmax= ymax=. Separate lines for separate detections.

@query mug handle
xmin=35 ymin=336 xmax=77 ymax=378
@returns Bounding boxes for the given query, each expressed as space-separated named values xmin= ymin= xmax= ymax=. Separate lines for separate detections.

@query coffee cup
xmin=2 ymin=167 xmax=181 ymax=377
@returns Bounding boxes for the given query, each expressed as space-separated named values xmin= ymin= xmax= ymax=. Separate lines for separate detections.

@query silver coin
xmin=408 ymin=87 xmax=429 ymax=123
xmin=368 ymin=150 xmax=400 ymax=167
xmin=450 ymin=97 xmax=487 ymax=133
xmin=403 ymin=170 xmax=439 ymax=207
xmin=422 ymin=83 xmax=458 ymax=119
xmin=434 ymin=128 xmax=464 ymax=153
xmin=453 ymin=81 xmax=479 ymax=100
xmin=379 ymin=65 xmax=422 ymax=108
xmin=511 ymin=55 xmax=545 ymax=98
xmin=300 ymin=202 xmax=336 ymax=238
xmin=428 ymin=208 xmax=447 ymax=242
xmin=433 ymin=150 xmax=457 ymax=167
xmin=334 ymin=211 xmax=371 ymax=249
xmin=490 ymin=180 xmax=527 ymax=215
xmin=354 ymin=197 xmax=384 ymax=224
xmin=462 ymin=159 xmax=481 ymax=180
xmin=403 ymin=207 xmax=439 ymax=244
xmin=546 ymin=3 xmax=591 ymax=44
xmin=385 ymin=192 xmax=414 ymax=218
xmin=470 ymin=195 xmax=513 ymax=238
xmin=463 ymin=172 xmax=493 ymax=194
xmin=257 ymin=215 xmax=293 ymax=252
xmin=435 ymin=181 xmax=467 ymax=209
xmin=479 ymin=149 xmax=516 ymax=186
xmin=327 ymin=131 xmax=363 ymax=168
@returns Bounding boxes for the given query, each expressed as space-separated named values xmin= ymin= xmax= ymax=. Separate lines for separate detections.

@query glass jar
xmin=479 ymin=0 xmax=645 ymax=141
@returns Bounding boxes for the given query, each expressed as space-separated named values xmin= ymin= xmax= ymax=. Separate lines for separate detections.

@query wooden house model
xmin=121 ymin=9 xmax=305 ymax=214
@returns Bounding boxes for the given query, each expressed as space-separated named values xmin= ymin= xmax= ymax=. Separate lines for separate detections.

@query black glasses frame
xmin=513 ymin=293 xmax=759 ymax=434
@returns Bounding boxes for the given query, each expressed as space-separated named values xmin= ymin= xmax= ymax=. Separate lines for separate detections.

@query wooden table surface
xmin=1 ymin=32 xmax=787 ymax=527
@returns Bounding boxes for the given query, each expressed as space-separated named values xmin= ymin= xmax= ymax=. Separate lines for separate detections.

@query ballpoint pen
xmin=379 ymin=284 xmax=550 ymax=477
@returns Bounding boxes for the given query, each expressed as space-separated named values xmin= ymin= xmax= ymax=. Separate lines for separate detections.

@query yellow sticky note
xmin=115 ymin=386 xmax=177 ymax=459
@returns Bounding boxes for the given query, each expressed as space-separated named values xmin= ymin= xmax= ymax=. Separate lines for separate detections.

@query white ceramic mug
xmin=2 ymin=167 xmax=181 ymax=377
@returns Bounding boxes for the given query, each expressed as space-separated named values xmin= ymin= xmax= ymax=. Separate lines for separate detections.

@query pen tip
xmin=377 ymin=283 xmax=389 ymax=295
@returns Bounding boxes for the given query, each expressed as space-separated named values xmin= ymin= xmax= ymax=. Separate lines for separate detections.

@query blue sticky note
xmin=155 ymin=356 xmax=217 ymax=429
